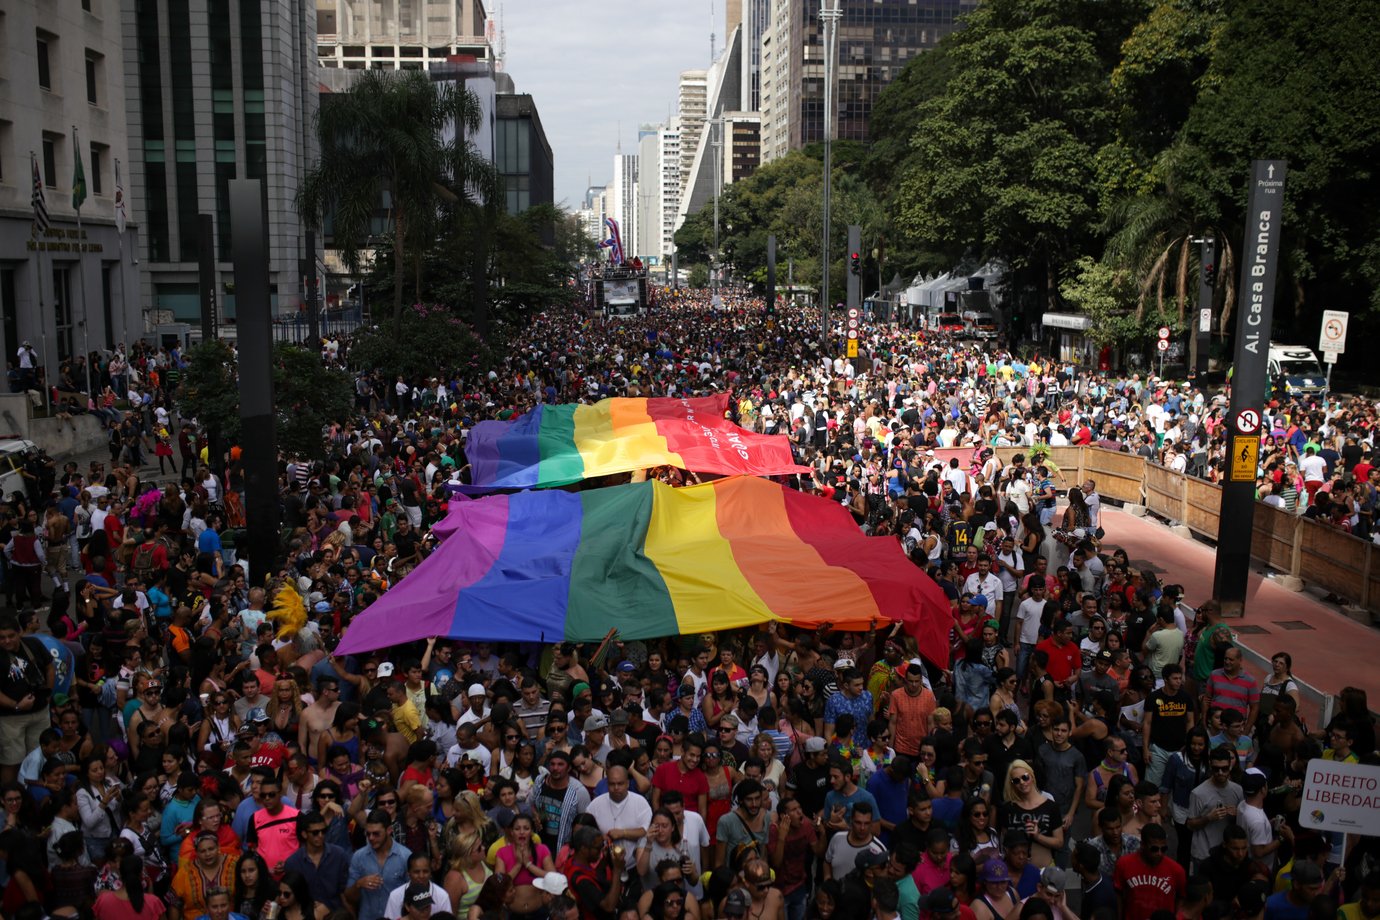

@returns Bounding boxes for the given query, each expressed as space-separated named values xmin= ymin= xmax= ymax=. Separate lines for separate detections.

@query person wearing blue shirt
xmin=823 ymin=669 xmax=874 ymax=745
xmin=160 ymin=775 xmax=200 ymax=865
xmin=822 ymin=758 xmax=880 ymax=831
xmin=347 ymin=809 xmax=412 ymax=920
xmin=866 ymin=755 xmax=913 ymax=846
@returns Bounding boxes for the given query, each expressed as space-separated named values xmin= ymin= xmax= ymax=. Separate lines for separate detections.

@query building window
xmin=41 ymin=137 xmax=57 ymax=188
xmin=52 ymin=266 xmax=73 ymax=361
xmin=90 ymin=144 xmax=105 ymax=195
xmin=86 ymin=51 xmax=101 ymax=105
xmin=36 ymin=36 xmax=52 ymax=90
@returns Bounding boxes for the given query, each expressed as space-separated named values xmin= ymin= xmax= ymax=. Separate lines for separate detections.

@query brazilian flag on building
xmin=72 ymin=135 xmax=86 ymax=210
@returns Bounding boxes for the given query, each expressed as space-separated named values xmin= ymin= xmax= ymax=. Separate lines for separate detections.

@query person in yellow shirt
xmin=1340 ymin=872 xmax=1380 ymax=920
xmin=386 ymin=678 xmax=423 ymax=743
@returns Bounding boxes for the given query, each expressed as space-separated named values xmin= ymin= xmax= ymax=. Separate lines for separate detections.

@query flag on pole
xmin=30 ymin=153 xmax=50 ymax=238
xmin=114 ymin=158 xmax=127 ymax=235
xmin=71 ymin=128 xmax=87 ymax=211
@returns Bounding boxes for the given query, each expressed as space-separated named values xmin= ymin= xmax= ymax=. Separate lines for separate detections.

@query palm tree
xmin=297 ymin=69 xmax=498 ymax=334
xmin=1102 ymin=143 xmax=1237 ymax=369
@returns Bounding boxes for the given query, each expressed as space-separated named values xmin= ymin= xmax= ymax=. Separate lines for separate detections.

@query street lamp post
xmin=819 ymin=0 xmax=841 ymax=339
xmin=711 ymin=116 xmax=722 ymax=303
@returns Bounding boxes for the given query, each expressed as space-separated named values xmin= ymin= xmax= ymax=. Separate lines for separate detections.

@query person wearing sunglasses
xmin=244 ymin=774 xmax=301 ymax=880
xmin=1111 ymin=823 xmax=1184 ymax=920
xmin=283 ymin=811 xmax=350 ymax=910
xmin=1184 ymin=745 xmax=1243 ymax=867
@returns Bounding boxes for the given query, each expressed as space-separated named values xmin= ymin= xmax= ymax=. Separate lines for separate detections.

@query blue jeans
xmin=1016 ymin=642 xmax=1036 ymax=682
xmin=785 ymin=886 xmax=808 ymax=920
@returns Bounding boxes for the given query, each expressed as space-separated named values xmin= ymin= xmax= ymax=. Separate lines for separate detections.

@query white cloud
xmin=500 ymin=1 xmax=715 ymax=206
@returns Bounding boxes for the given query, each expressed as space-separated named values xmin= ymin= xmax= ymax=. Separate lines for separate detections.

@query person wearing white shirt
xmin=585 ymin=766 xmax=652 ymax=876
xmin=1014 ymin=583 xmax=1049 ymax=679
xmin=1081 ymin=481 xmax=1102 ymax=532
xmin=962 ymin=560 xmax=1003 ymax=619
xmin=383 ymin=854 xmax=454 ymax=919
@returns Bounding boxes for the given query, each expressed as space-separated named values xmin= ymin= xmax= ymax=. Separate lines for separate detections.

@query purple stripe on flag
xmin=335 ymin=494 xmax=510 ymax=654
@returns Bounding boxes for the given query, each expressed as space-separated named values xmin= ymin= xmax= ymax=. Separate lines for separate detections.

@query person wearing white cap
xmin=457 ymin=683 xmax=490 ymax=728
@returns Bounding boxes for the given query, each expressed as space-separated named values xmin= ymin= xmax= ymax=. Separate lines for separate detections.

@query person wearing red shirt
xmin=1035 ymin=621 xmax=1081 ymax=693
xmin=651 ymin=738 xmax=709 ymax=815
xmin=1113 ymin=824 xmax=1184 ymax=920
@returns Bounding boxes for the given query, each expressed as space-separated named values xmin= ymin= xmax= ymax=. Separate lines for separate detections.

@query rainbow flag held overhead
xmin=337 ymin=476 xmax=952 ymax=664
xmin=458 ymin=394 xmax=807 ymax=492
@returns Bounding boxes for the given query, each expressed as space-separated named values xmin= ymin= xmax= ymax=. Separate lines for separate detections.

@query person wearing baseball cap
xmin=402 ymin=880 xmax=433 ymax=918
xmin=457 ymin=682 xmax=490 ymax=728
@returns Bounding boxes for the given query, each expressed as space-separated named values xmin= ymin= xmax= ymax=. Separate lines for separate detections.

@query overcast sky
xmin=501 ymin=1 xmax=718 ymax=208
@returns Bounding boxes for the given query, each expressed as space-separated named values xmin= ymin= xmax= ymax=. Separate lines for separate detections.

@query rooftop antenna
xmin=495 ymin=0 xmax=507 ymax=71
xmin=616 ymin=120 xmax=622 ymax=153
xmin=709 ymin=0 xmax=716 ymax=62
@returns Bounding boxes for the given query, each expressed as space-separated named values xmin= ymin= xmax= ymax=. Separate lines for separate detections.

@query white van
xmin=0 ymin=438 xmax=38 ymax=502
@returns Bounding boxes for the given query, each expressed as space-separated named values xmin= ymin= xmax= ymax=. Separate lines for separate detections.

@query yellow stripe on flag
xmin=643 ymin=480 xmax=773 ymax=634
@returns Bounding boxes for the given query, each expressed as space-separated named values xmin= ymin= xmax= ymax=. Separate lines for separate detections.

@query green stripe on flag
xmin=566 ymin=482 xmax=678 ymax=642
xmin=537 ymin=404 xmax=584 ymax=486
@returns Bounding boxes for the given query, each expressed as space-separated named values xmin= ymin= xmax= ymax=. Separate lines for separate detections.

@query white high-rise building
xmin=636 ymin=128 xmax=660 ymax=262
xmin=634 ymin=120 xmax=682 ymax=264
xmin=609 ymin=153 xmax=638 ymax=261
xmin=677 ymin=70 xmax=707 ymax=203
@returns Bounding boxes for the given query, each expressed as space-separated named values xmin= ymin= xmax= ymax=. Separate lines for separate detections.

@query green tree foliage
xmin=345 ymin=305 xmax=499 ymax=384
xmin=673 ymin=142 xmax=886 ymax=304
xmin=890 ymin=0 xmax=1141 ymax=310
xmin=297 ymin=71 xmax=499 ymax=333
xmin=863 ymin=0 xmax=1380 ymax=353
xmin=176 ymin=342 xmax=354 ymax=461
xmin=1059 ymin=256 xmax=1184 ymax=348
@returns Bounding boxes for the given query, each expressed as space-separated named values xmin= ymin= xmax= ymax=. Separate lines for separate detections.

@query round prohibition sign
xmin=1234 ymin=408 xmax=1261 ymax=435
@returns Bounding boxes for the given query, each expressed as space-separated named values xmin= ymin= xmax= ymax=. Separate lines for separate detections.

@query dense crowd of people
xmin=0 ymin=293 xmax=1377 ymax=920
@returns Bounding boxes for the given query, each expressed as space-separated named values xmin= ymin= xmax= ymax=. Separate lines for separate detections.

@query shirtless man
xmin=42 ymin=507 xmax=71 ymax=592
xmin=300 ymin=676 xmax=342 ymax=765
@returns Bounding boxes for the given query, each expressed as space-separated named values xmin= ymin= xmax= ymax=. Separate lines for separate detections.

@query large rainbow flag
xmin=338 ymin=476 xmax=952 ymax=664
xmin=459 ymin=395 xmax=806 ymax=491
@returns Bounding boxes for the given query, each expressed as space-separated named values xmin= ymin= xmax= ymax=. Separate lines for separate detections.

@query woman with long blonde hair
xmin=442 ymin=828 xmax=492 ymax=918
xmin=995 ymin=758 xmax=1064 ymax=867
xmin=442 ymin=788 xmax=492 ymax=859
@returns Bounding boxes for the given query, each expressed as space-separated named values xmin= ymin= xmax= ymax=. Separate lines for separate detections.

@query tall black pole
xmin=1213 ymin=160 xmax=1287 ymax=616
xmin=766 ymin=234 xmax=776 ymax=315
xmin=230 ymin=181 xmax=280 ymax=588
xmin=197 ymin=213 xmax=224 ymax=481
xmin=1195 ymin=237 xmax=1215 ymax=378
xmin=306 ymin=229 xmax=320 ymax=346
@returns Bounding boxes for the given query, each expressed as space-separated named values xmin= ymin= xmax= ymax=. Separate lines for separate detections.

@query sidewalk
xmin=1100 ymin=507 xmax=1380 ymax=720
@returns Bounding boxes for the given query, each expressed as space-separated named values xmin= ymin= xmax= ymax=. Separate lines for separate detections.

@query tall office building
xmin=124 ymin=0 xmax=319 ymax=323
xmin=633 ymin=121 xmax=682 ymax=264
xmin=759 ymin=0 xmax=975 ymax=163
xmin=0 ymin=0 xmax=141 ymax=370
xmin=316 ymin=0 xmax=491 ymax=70
xmin=740 ymin=0 xmax=770 ymax=112
xmin=609 ymin=153 xmax=638 ymax=261
xmin=677 ymin=70 xmax=707 ymax=201
xmin=758 ymin=0 xmax=792 ymax=162
xmin=635 ymin=126 xmax=660 ymax=262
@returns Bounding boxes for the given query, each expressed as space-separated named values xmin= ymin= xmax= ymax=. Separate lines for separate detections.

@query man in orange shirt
xmin=889 ymin=659 xmax=937 ymax=758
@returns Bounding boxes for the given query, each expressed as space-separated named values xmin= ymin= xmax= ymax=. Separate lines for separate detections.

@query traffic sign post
xmin=1319 ymin=309 xmax=1348 ymax=397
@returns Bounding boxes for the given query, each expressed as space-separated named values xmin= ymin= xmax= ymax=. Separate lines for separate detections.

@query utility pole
xmin=1193 ymin=236 xmax=1215 ymax=378
xmin=819 ymin=0 xmax=841 ymax=339
xmin=711 ymin=116 xmax=722 ymax=304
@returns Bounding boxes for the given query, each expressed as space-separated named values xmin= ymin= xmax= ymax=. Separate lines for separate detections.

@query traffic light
xmin=849 ymin=252 xmax=861 ymax=275
xmin=1203 ymin=262 xmax=1216 ymax=286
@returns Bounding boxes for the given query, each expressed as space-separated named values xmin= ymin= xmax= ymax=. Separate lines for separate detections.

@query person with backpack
xmin=131 ymin=525 xmax=171 ymax=589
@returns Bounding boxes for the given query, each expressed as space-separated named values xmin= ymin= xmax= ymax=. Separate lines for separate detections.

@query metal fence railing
xmin=271 ymin=305 xmax=367 ymax=344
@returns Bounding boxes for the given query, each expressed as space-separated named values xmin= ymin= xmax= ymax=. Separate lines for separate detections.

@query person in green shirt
xmin=1191 ymin=599 xmax=1233 ymax=686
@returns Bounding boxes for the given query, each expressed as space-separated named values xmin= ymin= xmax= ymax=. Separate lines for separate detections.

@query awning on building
xmin=1041 ymin=312 xmax=1092 ymax=331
